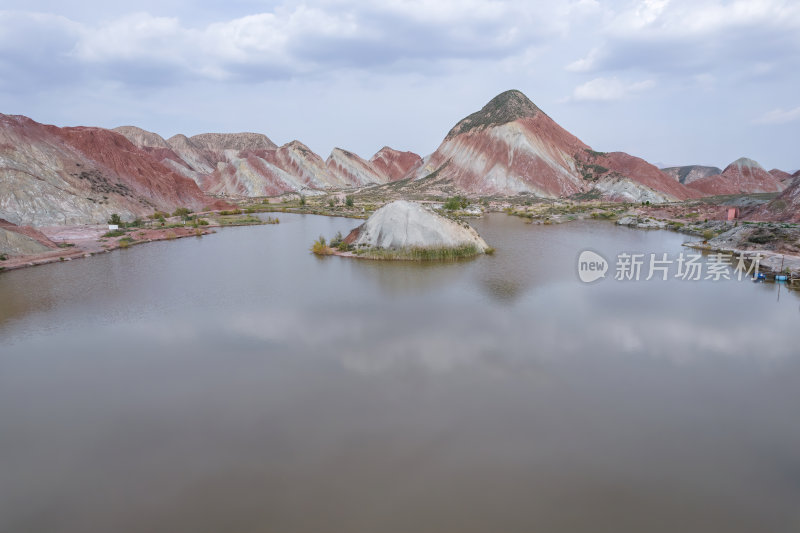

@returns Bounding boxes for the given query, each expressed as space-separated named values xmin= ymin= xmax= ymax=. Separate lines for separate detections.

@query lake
xmin=1 ymin=213 xmax=799 ymax=533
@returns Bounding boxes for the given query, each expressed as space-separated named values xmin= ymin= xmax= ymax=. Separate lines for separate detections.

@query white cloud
xmin=754 ymin=106 xmax=800 ymax=125
xmin=570 ymin=76 xmax=655 ymax=102
xmin=566 ymin=47 xmax=602 ymax=72
xmin=0 ymin=2 xmax=565 ymax=87
xmin=568 ymin=0 xmax=800 ymax=75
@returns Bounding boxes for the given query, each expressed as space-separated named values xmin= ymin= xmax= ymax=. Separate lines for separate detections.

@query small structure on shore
xmin=335 ymin=200 xmax=490 ymax=260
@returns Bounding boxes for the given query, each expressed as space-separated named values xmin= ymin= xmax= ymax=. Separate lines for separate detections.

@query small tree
xmin=173 ymin=207 xmax=192 ymax=219
xmin=299 ymin=195 xmax=306 ymax=206
xmin=311 ymin=235 xmax=331 ymax=255
xmin=108 ymin=213 xmax=122 ymax=225
xmin=345 ymin=196 xmax=354 ymax=207
xmin=443 ymin=196 xmax=469 ymax=210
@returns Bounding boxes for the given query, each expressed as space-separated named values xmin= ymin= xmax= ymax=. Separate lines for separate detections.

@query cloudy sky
xmin=1 ymin=0 xmax=798 ymax=170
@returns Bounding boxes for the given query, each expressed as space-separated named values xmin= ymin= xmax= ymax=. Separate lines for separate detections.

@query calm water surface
xmin=1 ymin=213 xmax=799 ymax=533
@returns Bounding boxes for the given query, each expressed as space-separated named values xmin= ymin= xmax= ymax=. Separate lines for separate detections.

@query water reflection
xmin=1 ymin=213 xmax=800 ymax=533
xmin=352 ymin=258 xmax=473 ymax=295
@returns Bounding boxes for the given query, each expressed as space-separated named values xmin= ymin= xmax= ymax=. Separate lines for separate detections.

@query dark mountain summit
xmin=445 ymin=90 xmax=541 ymax=140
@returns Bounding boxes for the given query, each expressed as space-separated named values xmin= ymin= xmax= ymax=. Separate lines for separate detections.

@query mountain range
xmin=1 ymin=90 xmax=797 ymax=226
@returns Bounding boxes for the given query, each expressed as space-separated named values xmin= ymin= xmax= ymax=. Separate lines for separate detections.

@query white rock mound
xmin=345 ymin=200 xmax=489 ymax=252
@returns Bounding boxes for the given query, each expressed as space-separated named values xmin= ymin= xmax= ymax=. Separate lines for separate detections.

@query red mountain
xmin=407 ymin=90 xmax=697 ymax=202
xmin=751 ymin=178 xmax=800 ymax=222
xmin=370 ymin=147 xmax=422 ymax=181
xmin=0 ymin=115 xmax=222 ymax=226
xmin=768 ymin=168 xmax=794 ymax=183
xmin=326 ymin=148 xmax=388 ymax=186
xmin=687 ymin=158 xmax=785 ymax=195
xmin=114 ymin=128 xmax=416 ymax=195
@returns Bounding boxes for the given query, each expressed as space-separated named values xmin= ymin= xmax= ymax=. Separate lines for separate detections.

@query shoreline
xmin=0 ymin=210 xmax=277 ymax=274
xmin=0 ymin=226 xmax=214 ymax=273
xmin=683 ymin=242 xmax=800 ymax=278
xmin=4 ymin=207 xmax=800 ymax=278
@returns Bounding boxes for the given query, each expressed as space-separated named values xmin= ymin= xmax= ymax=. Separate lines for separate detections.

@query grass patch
xmin=443 ymin=196 xmax=470 ymax=210
xmin=748 ymin=228 xmax=777 ymax=244
xmin=359 ymin=244 xmax=483 ymax=261
xmin=311 ymin=236 xmax=334 ymax=255
xmin=216 ymin=215 xmax=263 ymax=226
xmin=103 ymin=229 xmax=127 ymax=238
xmin=590 ymin=210 xmax=616 ymax=220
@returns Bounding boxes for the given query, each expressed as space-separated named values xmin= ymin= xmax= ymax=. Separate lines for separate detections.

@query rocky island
xmin=314 ymin=200 xmax=491 ymax=260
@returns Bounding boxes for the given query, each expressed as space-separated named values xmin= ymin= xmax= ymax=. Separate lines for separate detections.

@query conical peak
xmin=445 ymin=90 xmax=541 ymax=140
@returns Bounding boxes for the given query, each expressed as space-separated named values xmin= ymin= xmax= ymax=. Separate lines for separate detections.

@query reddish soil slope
xmin=411 ymin=90 xmax=696 ymax=200
xmin=370 ymin=147 xmax=422 ymax=181
xmin=1 ymin=114 xmax=225 ymax=226
xmin=688 ymin=158 xmax=784 ymax=195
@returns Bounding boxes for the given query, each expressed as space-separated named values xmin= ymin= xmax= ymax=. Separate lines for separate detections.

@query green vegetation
xmin=577 ymin=161 xmax=609 ymax=181
xmin=0 ymin=253 xmax=7 ymax=261
xmin=702 ymin=229 xmax=716 ymax=241
xmin=570 ymin=189 xmax=603 ymax=201
xmin=443 ymin=196 xmax=470 ymax=210
xmin=103 ymin=229 xmax=127 ymax=238
xmin=107 ymin=213 xmax=122 ymax=225
xmin=216 ymin=215 xmax=262 ymax=226
xmin=359 ymin=244 xmax=483 ymax=261
xmin=173 ymin=207 xmax=192 ymax=219
xmin=345 ymin=195 xmax=354 ymax=207
xmin=329 ymin=231 xmax=353 ymax=251
xmin=311 ymin=236 xmax=333 ymax=255
xmin=299 ymin=195 xmax=306 ymax=206
xmin=748 ymin=228 xmax=776 ymax=244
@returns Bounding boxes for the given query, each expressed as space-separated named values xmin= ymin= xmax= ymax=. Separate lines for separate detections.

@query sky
xmin=1 ymin=0 xmax=798 ymax=171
